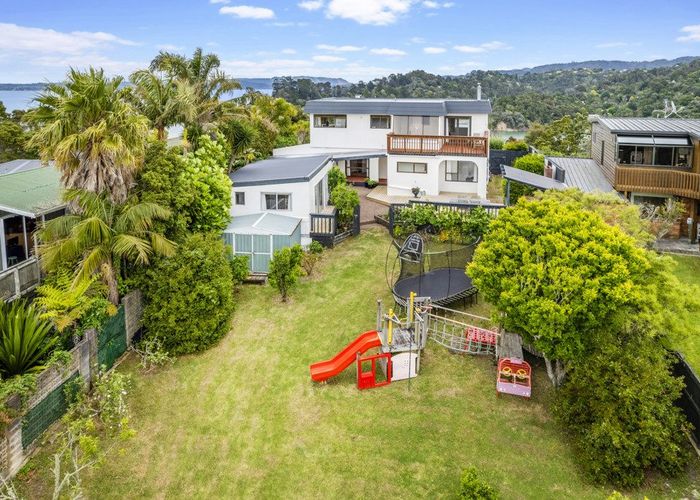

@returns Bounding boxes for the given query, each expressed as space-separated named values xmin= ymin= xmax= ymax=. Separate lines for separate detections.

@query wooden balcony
xmin=615 ymin=167 xmax=700 ymax=199
xmin=387 ymin=134 xmax=488 ymax=157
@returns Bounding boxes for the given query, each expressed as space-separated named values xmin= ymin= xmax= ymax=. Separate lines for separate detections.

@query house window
xmin=235 ymin=192 xmax=245 ymax=205
xmin=445 ymin=161 xmax=477 ymax=182
xmin=370 ymin=115 xmax=391 ymax=129
xmin=397 ymin=162 xmax=428 ymax=174
xmin=393 ymin=116 xmax=439 ymax=135
xmin=617 ymin=136 xmax=692 ymax=167
xmin=313 ymin=114 xmax=346 ymax=128
xmin=631 ymin=193 xmax=671 ymax=207
xmin=314 ymin=179 xmax=325 ymax=210
xmin=263 ymin=193 xmax=290 ymax=210
xmin=446 ymin=116 xmax=472 ymax=136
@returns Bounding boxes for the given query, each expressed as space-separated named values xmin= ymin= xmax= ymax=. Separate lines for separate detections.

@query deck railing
xmin=615 ymin=167 xmax=700 ymax=199
xmin=0 ymin=258 xmax=41 ymax=302
xmin=387 ymin=134 xmax=488 ymax=157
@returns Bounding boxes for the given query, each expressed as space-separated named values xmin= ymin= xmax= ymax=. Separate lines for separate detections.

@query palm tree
xmin=150 ymin=48 xmax=241 ymax=128
xmin=38 ymin=190 xmax=176 ymax=305
xmin=128 ymin=69 xmax=197 ymax=141
xmin=27 ymin=67 xmax=149 ymax=204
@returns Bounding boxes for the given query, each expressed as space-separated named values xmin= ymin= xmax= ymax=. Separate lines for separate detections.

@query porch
xmin=387 ymin=134 xmax=488 ymax=157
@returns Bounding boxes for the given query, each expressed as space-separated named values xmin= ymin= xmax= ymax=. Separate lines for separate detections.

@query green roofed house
xmin=0 ymin=160 xmax=65 ymax=301
xmin=223 ymin=212 xmax=302 ymax=274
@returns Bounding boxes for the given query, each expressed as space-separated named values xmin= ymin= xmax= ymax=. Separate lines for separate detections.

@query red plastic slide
xmin=310 ymin=330 xmax=382 ymax=382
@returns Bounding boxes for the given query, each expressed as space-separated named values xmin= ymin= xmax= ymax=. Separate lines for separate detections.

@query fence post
xmin=85 ymin=328 xmax=98 ymax=379
xmin=389 ymin=204 xmax=395 ymax=236
xmin=5 ymin=419 xmax=23 ymax=477
xmin=353 ymin=205 xmax=360 ymax=235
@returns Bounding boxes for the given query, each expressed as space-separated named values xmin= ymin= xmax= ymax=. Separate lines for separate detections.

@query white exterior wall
xmin=387 ymin=155 xmax=488 ymax=199
xmin=230 ymin=163 xmax=331 ymax=245
xmin=310 ymin=113 xmax=389 ymax=150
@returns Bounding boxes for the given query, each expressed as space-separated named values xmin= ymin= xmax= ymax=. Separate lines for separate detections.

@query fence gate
xmin=97 ymin=306 xmax=127 ymax=370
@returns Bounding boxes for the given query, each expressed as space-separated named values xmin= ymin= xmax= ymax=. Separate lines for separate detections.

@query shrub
xmin=180 ymin=134 xmax=232 ymax=233
xmin=268 ymin=245 xmax=303 ymax=301
xmin=330 ymin=183 xmax=360 ymax=229
xmin=308 ymin=240 xmax=324 ymax=254
xmin=394 ymin=205 xmax=491 ymax=243
xmin=502 ymin=139 xmax=528 ymax=151
xmin=505 ymin=153 xmax=544 ymax=204
xmin=328 ymin=164 xmax=346 ymax=192
xmin=0 ymin=300 xmax=58 ymax=376
xmin=458 ymin=467 xmax=499 ymax=499
xmin=489 ymin=137 xmax=504 ymax=150
xmin=229 ymin=254 xmax=249 ymax=285
xmin=141 ymin=233 xmax=235 ymax=355
xmin=366 ymin=178 xmax=378 ymax=188
xmin=554 ymin=332 xmax=689 ymax=487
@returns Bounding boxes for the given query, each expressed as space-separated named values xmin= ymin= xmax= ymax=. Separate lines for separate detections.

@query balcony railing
xmin=0 ymin=257 xmax=41 ymax=302
xmin=615 ymin=167 xmax=700 ymax=199
xmin=387 ymin=134 xmax=488 ymax=157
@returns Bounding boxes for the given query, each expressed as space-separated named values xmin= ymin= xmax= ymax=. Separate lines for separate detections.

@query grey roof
xmin=0 ymin=159 xmax=48 ymax=176
xmin=230 ymin=155 xmax=331 ymax=186
xmin=546 ymin=156 xmax=615 ymax=193
xmin=502 ymin=165 xmax=567 ymax=191
xmin=590 ymin=116 xmax=700 ymax=139
xmin=304 ymin=98 xmax=492 ymax=116
xmin=224 ymin=212 xmax=301 ymax=235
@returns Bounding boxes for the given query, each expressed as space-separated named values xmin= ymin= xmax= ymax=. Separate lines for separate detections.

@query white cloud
xmin=409 ymin=37 xmax=426 ymax=44
xmin=423 ymin=47 xmax=446 ymax=54
xmin=454 ymin=40 xmax=509 ymax=53
xmin=422 ymin=1 xmax=453 ymax=8
xmin=370 ymin=47 xmax=407 ymax=56
xmin=281 ymin=48 xmax=297 ymax=54
xmin=298 ymin=0 xmax=324 ymax=10
xmin=316 ymin=44 xmax=364 ymax=52
xmin=326 ymin=0 xmax=415 ymax=25
xmin=219 ymin=5 xmax=275 ymax=19
xmin=222 ymin=58 xmax=318 ymax=77
xmin=677 ymin=24 xmax=700 ymax=42
xmin=156 ymin=44 xmax=183 ymax=51
xmin=313 ymin=55 xmax=346 ymax=62
xmin=0 ymin=23 xmax=137 ymax=55
xmin=31 ymin=53 xmax=145 ymax=76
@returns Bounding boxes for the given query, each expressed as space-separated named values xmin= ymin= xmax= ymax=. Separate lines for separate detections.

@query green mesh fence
xmin=97 ymin=306 xmax=127 ymax=370
xmin=22 ymin=373 xmax=79 ymax=449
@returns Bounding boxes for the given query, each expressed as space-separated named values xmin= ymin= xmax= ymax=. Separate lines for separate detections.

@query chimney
xmin=476 ymin=83 xmax=482 ymax=100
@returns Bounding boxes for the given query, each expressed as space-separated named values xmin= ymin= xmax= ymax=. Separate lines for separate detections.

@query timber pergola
xmin=501 ymin=164 xmax=567 ymax=205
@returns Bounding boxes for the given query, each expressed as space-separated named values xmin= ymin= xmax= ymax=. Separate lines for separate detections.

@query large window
xmin=345 ymin=159 xmax=368 ymax=177
xmin=235 ymin=192 xmax=245 ymax=205
xmin=445 ymin=161 xmax=477 ymax=182
xmin=263 ymin=193 xmax=290 ymax=210
xmin=397 ymin=162 xmax=428 ymax=174
xmin=446 ymin=116 xmax=471 ymax=136
xmin=617 ymin=135 xmax=692 ymax=167
xmin=370 ymin=115 xmax=391 ymax=129
xmin=393 ymin=116 xmax=439 ymax=136
xmin=313 ymin=114 xmax=346 ymax=128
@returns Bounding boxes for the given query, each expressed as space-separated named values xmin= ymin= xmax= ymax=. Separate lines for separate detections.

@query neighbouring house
xmin=0 ymin=160 xmax=65 ymax=301
xmin=274 ymin=93 xmax=492 ymax=200
xmin=543 ymin=156 xmax=616 ymax=193
xmin=223 ymin=212 xmax=302 ymax=274
xmin=589 ymin=116 xmax=700 ymax=240
xmin=229 ymin=154 xmax=334 ymax=246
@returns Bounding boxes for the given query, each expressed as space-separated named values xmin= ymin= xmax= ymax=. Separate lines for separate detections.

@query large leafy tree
xmin=27 ymin=68 xmax=149 ymax=204
xmin=149 ymin=48 xmax=240 ymax=129
xmin=525 ymin=112 xmax=591 ymax=156
xmin=38 ymin=190 xmax=176 ymax=305
xmin=128 ymin=69 xmax=196 ymax=141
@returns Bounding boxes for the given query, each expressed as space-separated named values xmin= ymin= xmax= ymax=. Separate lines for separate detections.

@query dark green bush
xmin=229 ymin=254 xmax=249 ymax=285
xmin=330 ymin=183 xmax=360 ymax=229
xmin=458 ymin=467 xmax=499 ymax=499
xmin=394 ymin=205 xmax=491 ymax=243
xmin=328 ymin=164 xmax=346 ymax=192
xmin=308 ymin=240 xmax=324 ymax=254
xmin=141 ymin=233 xmax=235 ymax=355
xmin=489 ymin=137 xmax=504 ymax=150
xmin=554 ymin=332 xmax=689 ymax=487
xmin=268 ymin=245 xmax=303 ymax=301
xmin=502 ymin=139 xmax=528 ymax=151
xmin=505 ymin=153 xmax=544 ymax=204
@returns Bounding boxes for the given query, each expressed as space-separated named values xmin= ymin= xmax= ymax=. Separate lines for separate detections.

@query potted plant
xmin=366 ymin=179 xmax=378 ymax=188
xmin=411 ymin=186 xmax=421 ymax=198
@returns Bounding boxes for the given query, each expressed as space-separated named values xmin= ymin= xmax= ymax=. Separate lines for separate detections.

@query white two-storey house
xmin=275 ymin=96 xmax=492 ymax=200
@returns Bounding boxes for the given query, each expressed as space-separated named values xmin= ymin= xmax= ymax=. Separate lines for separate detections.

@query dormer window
xmin=370 ymin=115 xmax=391 ymax=129
xmin=314 ymin=115 xmax=346 ymax=128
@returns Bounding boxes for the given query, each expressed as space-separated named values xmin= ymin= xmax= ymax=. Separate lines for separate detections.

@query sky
xmin=0 ymin=0 xmax=699 ymax=83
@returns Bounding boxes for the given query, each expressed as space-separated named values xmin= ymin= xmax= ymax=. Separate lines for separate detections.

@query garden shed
xmin=223 ymin=212 xmax=302 ymax=273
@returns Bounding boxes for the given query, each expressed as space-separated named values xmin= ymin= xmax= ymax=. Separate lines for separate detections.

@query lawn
xmin=19 ymin=228 xmax=700 ymax=499
xmin=669 ymin=254 xmax=700 ymax=371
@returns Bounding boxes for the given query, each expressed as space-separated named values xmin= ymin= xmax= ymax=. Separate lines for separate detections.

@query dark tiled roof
xmin=229 ymin=155 xmax=331 ymax=186
xmin=590 ymin=116 xmax=700 ymax=138
xmin=546 ymin=156 xmax=615 ymax=193
xmin=304 ymin=98 xmax=492 ymax=116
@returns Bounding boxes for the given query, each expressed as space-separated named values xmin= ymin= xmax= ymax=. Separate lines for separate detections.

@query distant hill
xmin=0 ymin=76 xmax=351 ymax=92
xmin=500 ymin=56 xmax=700 ymax=75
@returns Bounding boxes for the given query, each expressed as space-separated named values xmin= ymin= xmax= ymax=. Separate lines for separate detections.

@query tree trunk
xmin=157 ymin=126 xmax=166 ymax=142
xmin=101 ymin=263 xmax=120 ymax=305
xmin=544 ymin=356 xmax=567 ymax=388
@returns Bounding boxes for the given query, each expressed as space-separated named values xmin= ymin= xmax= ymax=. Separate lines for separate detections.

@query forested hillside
xmin=273 ymin=60 xmax=700 ymax=128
